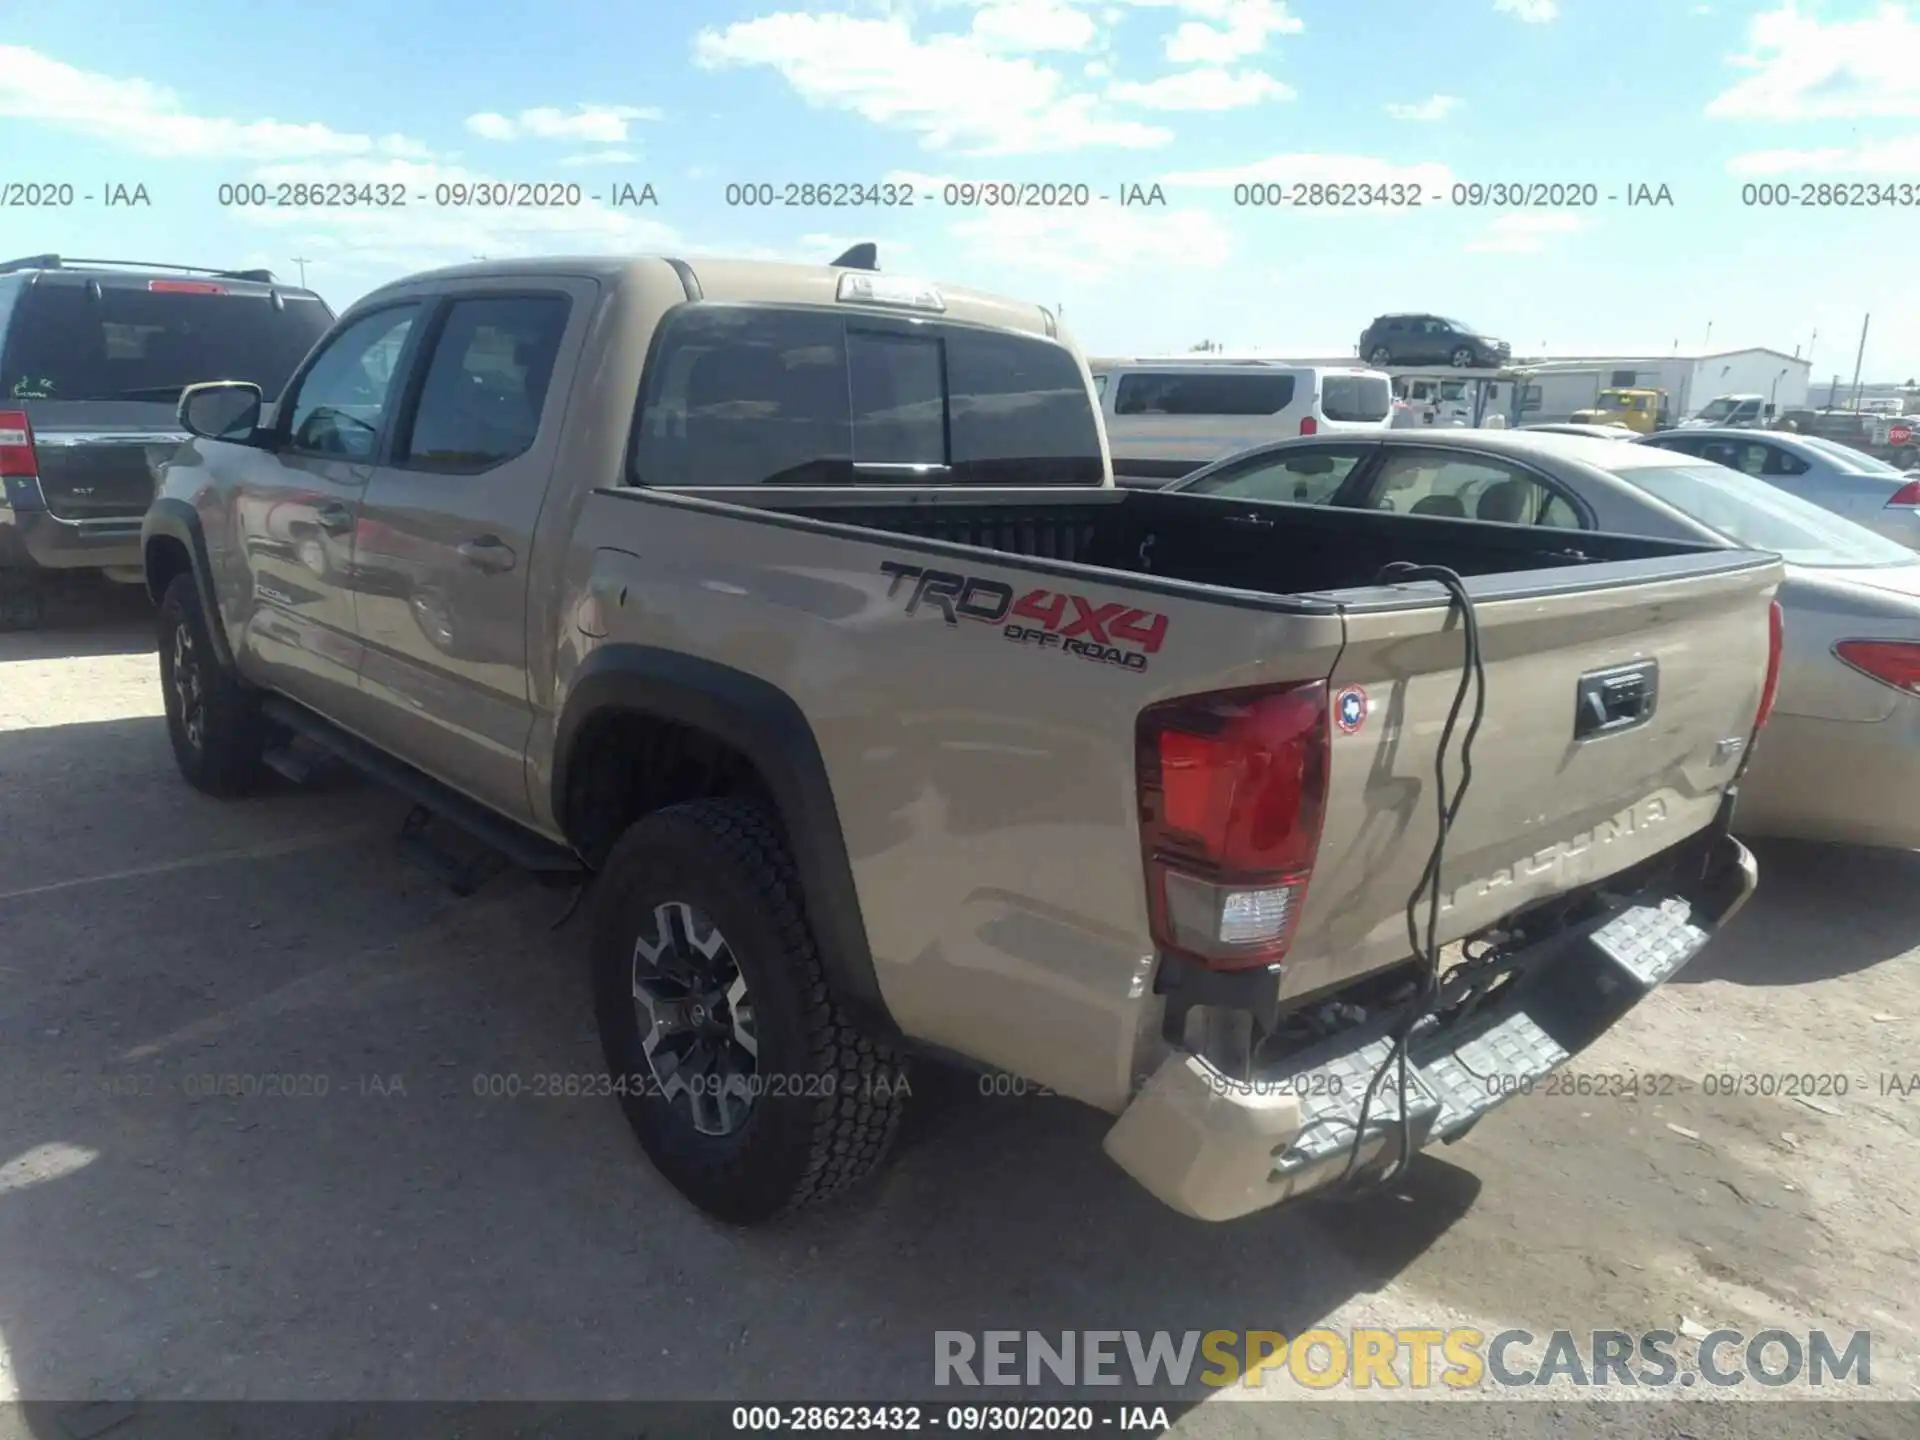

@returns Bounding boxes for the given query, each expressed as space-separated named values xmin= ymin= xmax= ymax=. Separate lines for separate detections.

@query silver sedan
xmin=1169 ymin=429 xmax=1920 ymax=850
xmin=1636 ymin=426 xmax=1920 ymax=550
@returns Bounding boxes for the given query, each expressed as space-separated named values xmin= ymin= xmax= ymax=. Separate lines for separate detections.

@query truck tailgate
xmin=1281 ymin=553 xmax=1782 ymax=1003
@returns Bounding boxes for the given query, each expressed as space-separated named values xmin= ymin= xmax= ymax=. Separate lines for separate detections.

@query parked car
xmin=1638 ymin=427 xmax=1920 ymax=551
xmin=0 ymin=254 xmax=334 ymax=628
xmin=1357 ymin=313 xmax=1511 ymax=369
xmin=1091 ymin=360 xmax=1392 ymax=483
xmin=1169 ymin=429 xmax=1920 ymax=850
xmin=146 ymin=251 xmax=1774 ymax=1226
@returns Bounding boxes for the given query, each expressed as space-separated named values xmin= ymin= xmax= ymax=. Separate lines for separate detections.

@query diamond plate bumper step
xmin=1266 ymin=895 xmax=1712 ymax=1187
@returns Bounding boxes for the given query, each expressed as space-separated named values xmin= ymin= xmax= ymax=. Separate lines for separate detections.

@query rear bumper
xmin=1103 ymin=820 xmax=1757 ymax=1222
xmin=0 ymin=504 xmax=145 ymax=573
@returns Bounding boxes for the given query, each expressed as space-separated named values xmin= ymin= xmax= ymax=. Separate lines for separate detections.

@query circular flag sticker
xmin=1334 ymin=684 xmax=1369 ymax=734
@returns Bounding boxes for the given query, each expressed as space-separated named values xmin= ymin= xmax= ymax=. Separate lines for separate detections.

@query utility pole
xmin=1850 ymin=313 xmax=1870 ymax=411
xmin=1702 ymin=320 xmax=1713 ymax=350
xmin=290 ymin=256 xmax=311 ymax=287
xmin=1807 ymin=328 xmax=1817 ymax=369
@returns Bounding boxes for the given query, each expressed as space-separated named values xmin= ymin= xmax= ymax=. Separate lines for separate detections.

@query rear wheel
xmin=1367 ymin=346 xmax=1393 ymax=366
xmin=591 ymin=798 xmax=907 ymax=1224
xmin=157 ymin=573 xmax=267 ymax=796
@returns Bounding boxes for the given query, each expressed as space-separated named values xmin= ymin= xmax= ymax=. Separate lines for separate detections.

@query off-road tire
xmin=591 ymin=798 xmax=907 ymax=1224
xmin=157 ymin=573 xmax=267 ymax=797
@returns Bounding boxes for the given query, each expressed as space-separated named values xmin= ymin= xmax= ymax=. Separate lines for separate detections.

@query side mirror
xmin=179 ymin=381 xmax=263 ymax=442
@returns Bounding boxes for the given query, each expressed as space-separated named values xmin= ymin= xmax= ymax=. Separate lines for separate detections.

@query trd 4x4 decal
xmin=880 ymin=561 xmax=1168 ymax=673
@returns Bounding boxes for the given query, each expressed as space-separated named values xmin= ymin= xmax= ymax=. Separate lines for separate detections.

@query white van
xmin=1090 ymin=361 xmax=1393 ymax=479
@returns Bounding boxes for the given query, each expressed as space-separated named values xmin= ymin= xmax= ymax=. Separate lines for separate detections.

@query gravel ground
xmin=1 ymin=588 xmax=1916 ymax=1437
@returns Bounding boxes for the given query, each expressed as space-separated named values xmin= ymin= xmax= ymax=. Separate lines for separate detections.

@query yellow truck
xmin=1571 ymin=387 xmax=1668 ymax=434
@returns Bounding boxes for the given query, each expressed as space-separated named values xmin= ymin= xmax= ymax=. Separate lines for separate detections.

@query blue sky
xmin=3 ymin=0 xmax=1918 ymax=379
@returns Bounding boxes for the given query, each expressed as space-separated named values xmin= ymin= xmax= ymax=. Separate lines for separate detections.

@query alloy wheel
xmin=170 ymin=618 xmax=206 ymax=752
xmin=630 ymin=900 xmax=759 ymax=1136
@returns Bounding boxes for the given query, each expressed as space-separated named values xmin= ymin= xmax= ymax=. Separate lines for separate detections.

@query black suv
xmin=1357 ymin=313 xmax=1511 ymax=369
xmin=1 ymin=255 xmax=333 ymax=628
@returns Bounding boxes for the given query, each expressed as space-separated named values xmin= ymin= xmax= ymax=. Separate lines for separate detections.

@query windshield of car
xmin=1621 ymin=461 xmax=1915 ymax=568
xmin=1799 ymin=435 xmax=1906 ymax=475
xmin=1 ymin=280 xmax=332 ymax=402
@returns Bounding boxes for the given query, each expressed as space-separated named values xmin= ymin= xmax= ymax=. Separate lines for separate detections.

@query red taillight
xmin=1299 ymin=415 xmax=1319 ymax=436
xmin=1136 ymin=680 xmax=1330 ymax=971
xmin=1887 ymin=480 xmax=1920 ymax=507
xmin=1835 ymin=640 xmax=1920 ymax=695
xmin=0 ymin=409 xmax=38 ymax=478
xmin=1753 ymin=600 xmax=1784 ymax=733
xmin=148 ymin=279 xmax=226 ymax=294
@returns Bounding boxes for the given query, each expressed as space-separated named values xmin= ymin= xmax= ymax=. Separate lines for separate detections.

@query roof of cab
xmin=356 ymin=253 xmax=1058 ymax=338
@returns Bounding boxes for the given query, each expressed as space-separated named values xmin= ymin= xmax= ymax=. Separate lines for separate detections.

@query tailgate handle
xmin=1574 ymin=660 xmax=1658 ymax=740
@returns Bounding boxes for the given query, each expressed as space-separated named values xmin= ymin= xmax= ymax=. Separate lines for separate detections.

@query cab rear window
xmin=629 ymin=304 xmax=1103 ymax=486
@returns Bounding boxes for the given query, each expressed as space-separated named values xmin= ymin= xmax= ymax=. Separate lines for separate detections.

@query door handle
xmin=457 ymin=535 xmax=516 ymax=573
xmin=314 ymin=501 xmax=354 ymax=536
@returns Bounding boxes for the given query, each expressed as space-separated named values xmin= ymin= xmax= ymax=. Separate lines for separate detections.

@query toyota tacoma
xmin=143 ymin=252 xmax=1779 ymax=1224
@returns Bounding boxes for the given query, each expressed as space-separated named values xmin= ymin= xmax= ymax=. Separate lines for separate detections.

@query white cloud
xmin=1465 ymin=212 xmax=1583 ymax=253
xmin=558 ymin=149 xmax=642 ymax=167
xmin=0 ymin=45 xmax=429 ymax=160
xmin=1493 ymin=0 xmax=1559 ymax=21
xmin=1110 ymin=68 xmax=1292 ymax=109
xmin=949 ymin=203 xmax=1234 ymax=281
xmin=1164 ymin=151 xmax=1452 ymax=193
xmin=1085 ymin=59 xmax=1112 ymax=77
xmin=464 ymin=105 xmax=663 ymax=143
xmin=1708 ymin=4 xmax=1920 ymax=119
xmin=1728 ymin=133 xmax=1920 ymax=174
xmin=1386 ymin=93 xmax=1461 ymax=122
xmin=1161 ymin=1 xmax=1304 ymax=63
xmin=970 ymin=0 xmax=1097 ymax=52
xmin=694 ymin=12 xmax=1171 ymax=153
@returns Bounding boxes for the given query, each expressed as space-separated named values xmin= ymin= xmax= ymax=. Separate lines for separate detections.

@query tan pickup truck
xmin=142 ymin=253 xmax=1781 ymax=1225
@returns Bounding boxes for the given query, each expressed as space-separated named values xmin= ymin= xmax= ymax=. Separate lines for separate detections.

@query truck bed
xmin=695 ymin=482 xmax=1734 ymax=601
xmin=569 ymin=480 xmax=1779 ymax=1112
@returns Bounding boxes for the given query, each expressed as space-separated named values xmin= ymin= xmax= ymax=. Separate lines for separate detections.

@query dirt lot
xmin=2 ymin=589 xmax=1917 ymax=1434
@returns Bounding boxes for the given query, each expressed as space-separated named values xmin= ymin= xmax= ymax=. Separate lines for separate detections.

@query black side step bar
xmin=259 ymin=697 xmax=586 ymax=876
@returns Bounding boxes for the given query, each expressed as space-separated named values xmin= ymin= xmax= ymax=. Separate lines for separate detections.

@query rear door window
xmin=1 ymin=279 xmax=332 ymax=402
xmin=1112 ymin=370 xmax=1296 ymax=416
xmin=1321 ymin=374 xmax=1391 ymax=422
xmin=631 ymin=305 xmax=1102 ymax=486
xmin=398 ymin=295 xmax=571 ymax=472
